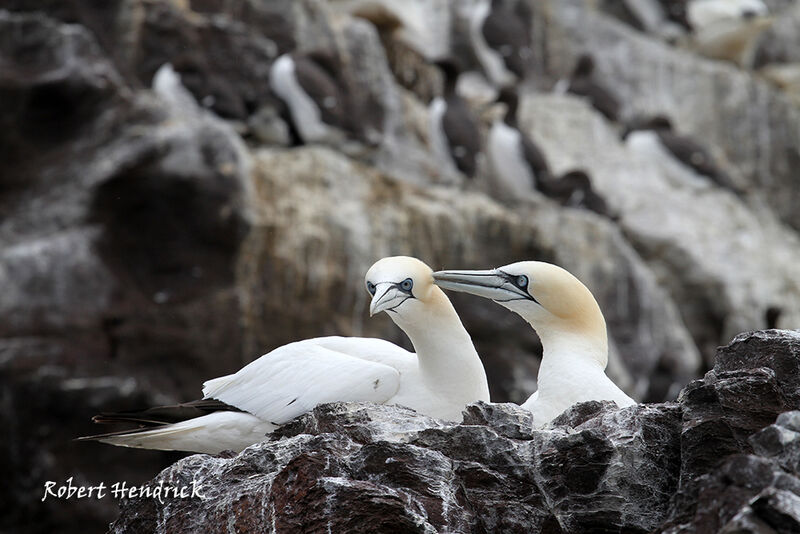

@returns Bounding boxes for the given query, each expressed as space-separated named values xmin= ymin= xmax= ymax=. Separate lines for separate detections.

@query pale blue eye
xmin=366 ymin=281 xmax=376 ymax=295
xmin=516 ymin=275 xmax=528 ymax=289
xmin=400 ymin=278 xmax=413 ymax=292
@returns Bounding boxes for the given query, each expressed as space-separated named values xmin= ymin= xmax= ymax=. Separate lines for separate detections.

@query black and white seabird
xmin=624 ymin=115 xmax=742 ymax=194
xmin=564 ymin=54 xmax=621 ymax=123
xmin=601 ymin=0 xmax=690 ymax=38
xmin=269 ymin=51 xmax=351 ymax=145
xmin=487 ymin=87 xmax=551 ymax=197
xmin=487 ymin=88 xmax=616 ymax=218
xmin=429 ymin=59 xmax=482 ymax=178
xmin=539 ymin=170 xmax=618 ymax=220
xmin=468 ymin=0 xmax=532 ymax=86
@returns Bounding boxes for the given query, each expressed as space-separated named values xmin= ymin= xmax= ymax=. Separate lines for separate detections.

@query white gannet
xmin=432 ymin=261 xmax=635 ymax=426
xmin=686 ymin=0 xmax=772 ymax=68
xmin=80 ymin=257 xmax=489 ymax=453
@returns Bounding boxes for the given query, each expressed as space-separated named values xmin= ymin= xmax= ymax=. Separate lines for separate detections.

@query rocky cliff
xmin=1 ymin=0 xmax=800 ymax=532
xmin=110 ymin=330 xmax=800 ymax=533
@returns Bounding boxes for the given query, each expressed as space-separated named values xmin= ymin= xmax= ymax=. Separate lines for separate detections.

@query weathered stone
xmin=750 ymin=410 xmax=800 ymax=476
xmin=106 ymin=330 xmax=800 ymax=533
xmin=3 ymin=0 xmax=800 ymax=532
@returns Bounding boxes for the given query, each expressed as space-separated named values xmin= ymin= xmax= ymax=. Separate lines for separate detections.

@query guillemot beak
xmin=432 ymin=269 xmax=528 ymax=301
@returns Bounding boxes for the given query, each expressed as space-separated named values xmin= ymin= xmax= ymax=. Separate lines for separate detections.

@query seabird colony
xmin=82 ymin=0 xmax=783 ymax=452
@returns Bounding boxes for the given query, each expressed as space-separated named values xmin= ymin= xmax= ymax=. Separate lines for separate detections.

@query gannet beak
xmin=369 ymin=285 xmax=408 ymax=316
xmin=433 ymin=269 xmax=528 ymax=301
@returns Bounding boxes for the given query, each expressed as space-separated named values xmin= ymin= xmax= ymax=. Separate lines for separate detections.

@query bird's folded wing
xmin=202 ymin=338 xmax=405 ymax=425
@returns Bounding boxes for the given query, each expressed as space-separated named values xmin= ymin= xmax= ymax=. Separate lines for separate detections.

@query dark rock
xmin=3 ymin=0 xmax=800 ymax=531
xmin=750 ymin=410 xmax=800 ymax=478
xmin=548 ymin=400 xmax=618 ymax=428
xmin=535 ymin=403 xmax=683 ymax=533
xmin=676 ymin=331 xmax=800 ymax=508
xmin=0 ymin=9 xmax=124 ymax=186
xmin=0 ymin=9 xmax=254 ymax=534
xmin=461 ymin=400 xmax=535 ymax=439
xmin=109 ymin=330 xmax=800 ymax=533
xmin=663 ymin=454 xmax=800 ymax=533
xmin=714 ymin=330 xmax=800 ymax=406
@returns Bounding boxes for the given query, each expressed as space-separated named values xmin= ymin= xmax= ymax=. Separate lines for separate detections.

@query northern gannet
xmin=623 ymin=115 xmax=742 ymax=194
xmin=468 ymin=0 xmax=532 ymax=87
xmin=432 ymin=261 xmax=635 ymax=425
xmin=563 ymin=54 xmax=621 ymax=123
xmin=429 ymin=59 xmax=482 ymax=178
xmin=80 ymin=257 xmax=489 ymax=453
xmin=269 ymin=52 xmax=349 ymax=145
xmin=686 ymin=0 xmax=772 ymax=68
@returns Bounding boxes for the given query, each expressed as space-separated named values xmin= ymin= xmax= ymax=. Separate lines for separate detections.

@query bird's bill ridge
xmin=369 ymin=285 xmax=409 ymax=316
xmin=432 ymin=269 xmax=526 ymax=301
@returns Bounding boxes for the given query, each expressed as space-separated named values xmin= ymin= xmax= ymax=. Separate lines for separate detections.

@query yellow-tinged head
xmin=433 ymin=261 xmax=608 ymax=364
xmin=365 ymin=256 xmax=453 ymax=325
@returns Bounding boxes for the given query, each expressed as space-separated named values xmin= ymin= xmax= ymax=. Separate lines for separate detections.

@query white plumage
xmin=84 ymin=257 xmax=489 ymax=453
xmin=433 ymin=261 xmax=635 ymax=426
xmin=269 ymin=54 xmax=341 ymax=144
xmin=687 ymin=0 xmax=771 ymax=67
xmin=487 ymin=119 xmax=535 ymax=198
xmin=468 ymin=0 xmax=515 ymax=87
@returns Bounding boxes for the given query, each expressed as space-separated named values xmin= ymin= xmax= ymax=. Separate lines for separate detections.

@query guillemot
xmin=564 ymin=54 xmax=622 ymax=123
xmin=429 ymin=59 xmax=483 ymax=178
xmin=269 ymin=51 xmax=351 ymax=145
xmin=623 ymin=115 xmax=742 ymax=194
xmin=468 ymin=0 xmax=532 ymax=86
xmin=486 ymin=86 xmax=551 ymax=198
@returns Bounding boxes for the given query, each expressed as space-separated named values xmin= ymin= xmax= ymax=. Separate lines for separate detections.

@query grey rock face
xmin=0 ymin=8 xmax=254 ymax=533
xmin=111 ymin=330 xmax=800 ymax=534
xmin=3 ymin=0 xmax=800 ymax=532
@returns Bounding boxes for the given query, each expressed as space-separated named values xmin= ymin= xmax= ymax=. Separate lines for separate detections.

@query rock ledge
xmin=112 ymin=330 xmax=800 ymax=533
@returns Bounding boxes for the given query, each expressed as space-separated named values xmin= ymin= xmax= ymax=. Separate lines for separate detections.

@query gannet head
xmin=365 ymin=256 xmax=449 ymax=326
xmin=433 ymin=261 xmax=608 ymax=364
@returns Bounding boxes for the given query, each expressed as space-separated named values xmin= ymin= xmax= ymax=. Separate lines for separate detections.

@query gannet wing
xmin=202 ymin=337 xmax=406 ymax=425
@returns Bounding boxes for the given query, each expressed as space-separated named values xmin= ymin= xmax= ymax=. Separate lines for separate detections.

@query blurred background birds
xmin=2 ymin=0 xmax=800 ymax=532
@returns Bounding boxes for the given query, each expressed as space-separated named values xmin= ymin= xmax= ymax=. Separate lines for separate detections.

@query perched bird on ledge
xmin=79 ymin=257 xmax=489 ymax=453
xmin=433 ymin=261 xmax=635 ymax=425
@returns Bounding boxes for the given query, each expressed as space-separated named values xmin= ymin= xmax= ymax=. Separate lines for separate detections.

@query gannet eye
xmin=366 ymin=281 xmax=376 ymax=295
xmin=399 ymin=278 xmax=413 ymax=292
xmin=516 ymin=275 xmax=529 ymax=289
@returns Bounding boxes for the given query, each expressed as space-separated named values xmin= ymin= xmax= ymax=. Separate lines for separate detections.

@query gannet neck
xmin=402 ymin=286 xmax=488 ymax=398
xmin=536 ymin=326 xmax=608 ymax=371
xmin=524 ymin=287 xmax=609 ymax=369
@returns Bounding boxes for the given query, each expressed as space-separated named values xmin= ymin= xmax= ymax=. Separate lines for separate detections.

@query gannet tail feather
xmin=78 ymin=411 xmax=278 ymax=454
xmin=90 ymin=398 xmax=244 ymax=427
